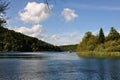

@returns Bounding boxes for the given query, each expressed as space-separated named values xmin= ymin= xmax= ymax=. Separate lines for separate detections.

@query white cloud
xmin=41 ymin=32 xmax=82 ymax=46
xmin=19 ymin=2 xmax=52 ymax=24
xmin=51 ymin=35 xmax=60 ymax=40
xmin=14 ymin=24 xmax=43 ymax=37
xmin=62 ymin=8 xmax=78 ymax=22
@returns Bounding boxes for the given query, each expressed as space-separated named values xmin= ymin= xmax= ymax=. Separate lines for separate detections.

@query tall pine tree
xmin=98 ymin=28 xmax=105 ymax=44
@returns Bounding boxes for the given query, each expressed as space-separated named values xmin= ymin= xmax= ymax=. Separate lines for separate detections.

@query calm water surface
xmin=0 ymin=52 xmax=120 ymax=80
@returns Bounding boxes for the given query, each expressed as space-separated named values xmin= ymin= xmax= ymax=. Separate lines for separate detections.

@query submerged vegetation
xmin=77 ymin=27 xmax=120 ymax=58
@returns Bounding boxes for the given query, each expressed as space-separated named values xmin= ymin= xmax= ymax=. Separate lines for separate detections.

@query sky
xmin=5 ymin=0 xmax=120 ymax=46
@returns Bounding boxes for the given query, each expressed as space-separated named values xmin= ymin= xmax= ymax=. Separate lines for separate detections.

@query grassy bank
xmin=77 ymin=52 xmax=120 ymax=59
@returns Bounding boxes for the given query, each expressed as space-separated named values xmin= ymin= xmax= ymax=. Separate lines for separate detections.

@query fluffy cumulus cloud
xmin=14 ymin=24 xmax=43 ymax=37
xmin=19 ymin=2 xmax=52 ymax=24
xmin=62 ymin=8 xmax=78 ymax=22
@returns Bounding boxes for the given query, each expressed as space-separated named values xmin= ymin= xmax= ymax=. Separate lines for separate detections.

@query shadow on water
xmin=0 ymin=53 xmax=50 ymax=60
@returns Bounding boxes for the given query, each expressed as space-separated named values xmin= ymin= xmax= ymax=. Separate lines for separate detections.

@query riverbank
xmin=77 ymin=52 xmax=120 ymax=59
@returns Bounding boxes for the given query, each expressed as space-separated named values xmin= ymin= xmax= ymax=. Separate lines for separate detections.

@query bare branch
xmin=0 ymin=0 xmax=10 ymax=26
xmin=0 ymin=0 xmax=9 ymax=15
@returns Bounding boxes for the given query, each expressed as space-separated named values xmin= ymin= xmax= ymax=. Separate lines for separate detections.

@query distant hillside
xmin=0 ymin=27 xmax=62 ymax=52
xmin=59 ymin=44 xmax=78 ymax=52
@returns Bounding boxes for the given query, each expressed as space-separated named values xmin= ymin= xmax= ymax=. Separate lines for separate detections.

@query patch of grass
xmin=77 ymin=51 xmax=120 ymax=59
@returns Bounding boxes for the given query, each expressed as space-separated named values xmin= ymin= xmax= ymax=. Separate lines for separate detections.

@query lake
xmin=0 ymin=52 xmax=120 ymax=80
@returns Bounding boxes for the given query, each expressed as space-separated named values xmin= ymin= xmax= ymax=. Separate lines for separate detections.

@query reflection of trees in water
xmin=109 ymin=61 xmax=120 ymax=80
xmin=83 ymin=60 xmax=120 ymax=80
xmin=97 ymin=60 xmax=105 ymax=80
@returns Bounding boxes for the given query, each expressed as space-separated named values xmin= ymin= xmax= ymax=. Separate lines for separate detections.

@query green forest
xmin=77 ymin=27 xmax=120 ymax=52
xmin=0 ymin=27 xmax=62 ymax=52
xmin=59 ymin=44 xmax=78 ymax=52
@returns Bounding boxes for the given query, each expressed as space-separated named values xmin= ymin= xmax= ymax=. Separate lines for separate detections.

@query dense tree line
xmin=0 ymin=27 xmax=62 ymax=52
xmin=77 ymin=27 xmax=120 ymax=52
xmin=59 ymin=44 xmax=78 ymax=52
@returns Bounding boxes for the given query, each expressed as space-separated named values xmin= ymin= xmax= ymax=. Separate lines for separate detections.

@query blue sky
xmin=6 ymin=0 xmax=120 ymax=45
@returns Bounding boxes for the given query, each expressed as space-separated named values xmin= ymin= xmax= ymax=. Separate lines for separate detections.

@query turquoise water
xmin=0 ymin=52 xmax=120 ymax=80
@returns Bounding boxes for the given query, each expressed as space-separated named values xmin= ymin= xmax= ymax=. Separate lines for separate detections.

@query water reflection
xmin=0 ymin=52 xmax=120 ymax=80
xmin=80 ymin=59 xmax=120 ymax=80
xmin=16 ymin=60 xmax=46 ymax=80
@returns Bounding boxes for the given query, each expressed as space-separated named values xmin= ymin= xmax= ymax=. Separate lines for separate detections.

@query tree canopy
xmin=77 ymin=27 xmax=120 ymax=52
xmin=0 ymin=27 xmax=62 ymax=52
xmin=107 ymin=27 xmax=120 ymax=41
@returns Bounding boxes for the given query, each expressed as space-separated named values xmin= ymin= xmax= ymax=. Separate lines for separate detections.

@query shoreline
xmin=77 ymin=52 xmax=120 ymax=59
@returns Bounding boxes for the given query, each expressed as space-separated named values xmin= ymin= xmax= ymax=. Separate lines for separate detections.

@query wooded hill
xmin=0 ymin=27 xmax=62 ymax=52
xmin=77 ymin=27 xmax=120 ymax=52
xmin=0 ymin=0 xmax=62 ymax=52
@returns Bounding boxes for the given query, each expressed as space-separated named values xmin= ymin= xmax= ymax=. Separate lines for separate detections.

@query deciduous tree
xmin=107 ymin=27 xmax=120 ymax=41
